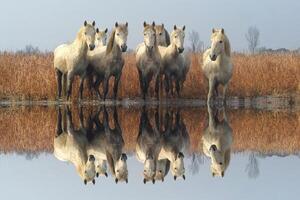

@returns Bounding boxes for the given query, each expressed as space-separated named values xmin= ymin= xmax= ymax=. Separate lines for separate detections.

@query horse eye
xmin=84 ymin=32 xmax=87 ymax=35
xmin=159 ymin=33 xmax=162 ymax=35
xmin=117 ymin=33 xmax=120 ymax=36
xmin=175 ymin=167 xmax=177 ymax=170
xmin=175 ymin=36 xmax=177 ymax=38
xmin=116 ymin=170 xmax=119 ymax=173
xmin=144 ymin=33 xmax=146 ymax=36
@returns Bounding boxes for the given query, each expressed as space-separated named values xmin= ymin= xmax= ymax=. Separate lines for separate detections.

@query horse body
xmin=202 ymin=28 xmax=232 ymax=105
xmin=158 ymin=25 xmax=190 ymax=97
xmin=136 ymin=22 xmax=161 ymax=99
xmin=88 ymin=22 xmax=128 ymax=100
xmin=54 ymin=107 xmax=96 ymax=185
xmin=136 ymin=107 xmax=161 ymax=184
xmin=54 ymin=21 xmax=96 ymax=100
xmin=202 ymin=106 xmax=233 ymax=177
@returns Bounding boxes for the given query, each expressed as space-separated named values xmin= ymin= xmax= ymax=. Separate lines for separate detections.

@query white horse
xmin=54 ymin=107 xmax=96 ymax=185
xmin=54 ymin=21 xmax=96 ymax=101
xmin=88 ymin=22 xmax=128 ymax=100
xmin=95 ymin=28 xmax=108 ymax=47
xmin=202 ymin=28 xmax=233 ymax=105
xmin=158 ymin=25 xmax=190 ymax=97
xmin=202 ymin=106 xmax=233 ymax=177
xmin=136 ymin=22 xmax=161 ymax=99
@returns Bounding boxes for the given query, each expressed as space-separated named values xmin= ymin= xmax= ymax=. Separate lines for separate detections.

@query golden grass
xmin=0 ymin=106 xmax=299 ymax=154
xmin=0 ymin=52 xmax=299 ymax=100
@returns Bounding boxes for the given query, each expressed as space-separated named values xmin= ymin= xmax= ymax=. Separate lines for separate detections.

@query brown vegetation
xmin=0 ymin=52 xmax=299 ymax=100
xmin=0 ymin=106 xmax=299 ymax=154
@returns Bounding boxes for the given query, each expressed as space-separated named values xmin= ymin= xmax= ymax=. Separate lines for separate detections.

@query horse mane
xmin=224 ymin=34 xmax=231 ymax=57
xmin=106 ymin=29 xmax=116 ymax=55
xmin=164 ymin=159 xmax=171 ymax=176
xmin=224 ymin=148 xmax=231 ymax=169
xmin=164 ymin=29 xmax=171 ymax=46
xmin=106 ymin=151 xmax=115 ymax=176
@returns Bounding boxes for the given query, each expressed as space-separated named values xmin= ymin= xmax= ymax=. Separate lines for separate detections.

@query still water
xmin=0 ymin=104 xmax=299 ymax=200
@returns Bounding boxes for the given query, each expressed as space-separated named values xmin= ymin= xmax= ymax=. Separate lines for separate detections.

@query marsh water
xmin=0 ymin=100 xmax=299 ymax=200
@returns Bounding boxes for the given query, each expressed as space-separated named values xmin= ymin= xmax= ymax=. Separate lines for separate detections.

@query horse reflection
xmin=87 ymin=107 xmax=128 ymax=184
xmin=158 ymin=109 xmax=190 ymax=181
xmin=202 ymin=106 xmax=233 ymax=178
xmin=136 ymin=107 xmax=161 ymax=184
xmin=54 ymin=107 xmax=96 ymax=185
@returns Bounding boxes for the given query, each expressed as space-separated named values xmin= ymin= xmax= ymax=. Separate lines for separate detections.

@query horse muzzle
xmin=89 ymin=155 xmax=95 ymax=162
xmin=210 ymin=54 xmax=217 ymax=61
xmin=121 ymin=153 xmax=127 ymax=161
xmin=209 ymin=144 xmax=217 ymax=152
xmin=178 ymin=47 xmax=184 ymax=53
xmin=89 ymin=44 xmax=95 ymax=51
xmin=121 ymin=44 xmax=127 ymax=52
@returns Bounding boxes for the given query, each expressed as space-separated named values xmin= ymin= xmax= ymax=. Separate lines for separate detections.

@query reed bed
xmin=0 ymin=52 xmax=299 ymax=100
xmin=0 ymin=106 xmax=299 ymax=154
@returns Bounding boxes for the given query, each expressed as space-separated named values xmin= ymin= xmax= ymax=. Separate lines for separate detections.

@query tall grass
xmin=0 ymin=52 xmax=299 ymax=100
xmin=0 ymin=106 xmax=299 ymax=154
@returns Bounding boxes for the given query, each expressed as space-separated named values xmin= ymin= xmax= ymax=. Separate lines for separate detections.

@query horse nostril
xmin=210 ymin=145 xmax=217 ymax=152
xmin=89 ymin=44 xmax=95 ymax=51
xmin=219 ymin=162 xmax=223 ymax=165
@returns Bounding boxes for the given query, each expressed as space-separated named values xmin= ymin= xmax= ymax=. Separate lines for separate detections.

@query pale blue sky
xmin=0 ymin=0 xmax=299 ymax=51
xmin=0 ymin=153 xmax=299 ymax=200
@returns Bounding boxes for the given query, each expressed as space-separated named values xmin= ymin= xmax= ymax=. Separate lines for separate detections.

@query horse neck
xmin=73 ymin=35 xmax=88 ymax=57
xmin=167 ymin=43 xmax=179 ymax=58
xmin=109 ymin=42 xmax=122 ymax=59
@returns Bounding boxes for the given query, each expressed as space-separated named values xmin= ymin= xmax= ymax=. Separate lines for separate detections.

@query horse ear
xmin=96 ymin=28 xmax=99 ymax=33
xmin=92 ymin=179 xmax=96 ymax=185
xmin=126 ymin=178 xmax=128 ymax=184
xmin=96 ymin=172 xmax=99 ymax=177
xmin=174 ymin=176 xmax=177 ymax=180
xmin=125 ymin=22 xmax=128 ymax=27
xmin=174 ymin=25 xmax=177 ymax=30
xmin=152 ymin=21 xmax=155 ymax=27
xmin=115 ymin=178 xmax=118 ymax=184
xmin=92 ymin=21 xmax=96 ymax=26
xmin=162 ymin=23 xmax=164 ymax=28
xmin=143 ymin=178 xmax=146 ymax=184
xmin=182 ymin=175 xmax=186 ymax=180
xmin=84 ymin=179 xmax=87 ymax=185
xmin=162 ymin=177 xmax=164 ymax=182
xmin=84 ymin=21 xmax=87 ymax=26
xmin=105 ymin=28 xmax=108 ymax=33
xmin=212 ymin=172 xmax=215 ymax=177
xmin=221 ymin=171 xmax=224 ymax=177
xmin=212 ymin=28 xmax=216 ymax=33
xmin=143 ymin=21 xmax=147 ymax=27
xmin=115 ymin=22 xmax=119 ymax=27
xmin=152 ymin=179 xmax=155 ymax=184
xmin=182 ymin=25 xmax=185 ymax=31
xmin=105 ymin=172 xmax=108 ymax=177
xmin=221 ymin=28 xmax=224 ymax=34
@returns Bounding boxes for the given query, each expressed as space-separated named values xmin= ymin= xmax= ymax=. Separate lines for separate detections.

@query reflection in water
xmin=55 ymin=106 xmax=128 ymax=184
xmin=157 ymin=108 xmax=190 ymax=181
xmin=136 ymin=107 xmax=161 ymax=184
xmin=245 ymin=152 xmax=259 ymax=178
xmin=202 ymin=106 xmax=233 ymax=178
xmin=54 ymin=107 xmax=96 ymax=185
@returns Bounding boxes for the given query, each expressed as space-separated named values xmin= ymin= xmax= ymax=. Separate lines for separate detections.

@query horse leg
xmin=175 ymin=80 xmax=181 ymax=98
xmin=103 ymin=76 xmax=110 ymax=101
xmin=66 ymin=73 xmax=74 ymax=101
xmin=55 ymin=69 xmax=63 ymax=99
xmin=155 ymin=73 xmax=160 ymax=100
xmin=113 ymin=73 xmax=121 ymax=100
xmin=56 ymin=107 xmax=63 ymax=137
xmin=207 ymin=77 xmax=216 ymax=107
xmin=164 ymin=73 xmax=170 ymax=97
xmin=93 ymin=77 xmax=103 ymax=100
xmin=222 ymin=84 xmax=228 ymax=105
xmin=79 ymin=75 xmax=86 ymax=101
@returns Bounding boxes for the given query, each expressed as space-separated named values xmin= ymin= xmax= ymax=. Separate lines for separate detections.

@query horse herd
xmin=54 ymin=106 xmax=233 ymax=185
xmin=54 ymin=21 xmax=233 ymax=105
